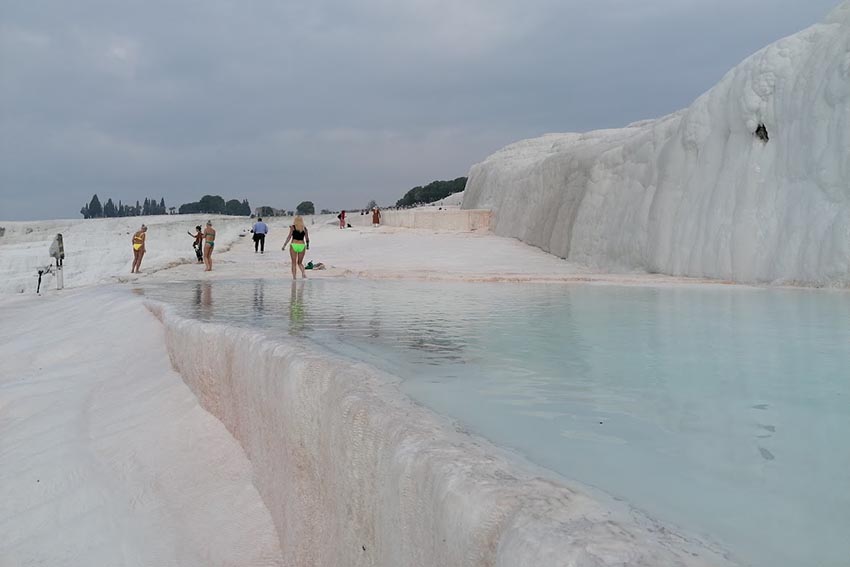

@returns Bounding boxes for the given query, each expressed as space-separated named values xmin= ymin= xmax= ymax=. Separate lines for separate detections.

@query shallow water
xmin=141 ymin=278 xmax=850 ymax=567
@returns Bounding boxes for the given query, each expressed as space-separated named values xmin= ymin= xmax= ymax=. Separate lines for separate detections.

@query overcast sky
xmin=0 ymin=0 xmax=840 ymax=220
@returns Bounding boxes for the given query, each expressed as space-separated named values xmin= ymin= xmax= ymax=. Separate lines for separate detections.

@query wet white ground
xmin=0 ymin=214 xmax=788 ymax=566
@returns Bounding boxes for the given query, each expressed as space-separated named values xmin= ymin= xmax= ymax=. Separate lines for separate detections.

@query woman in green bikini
xmin=282 ymin=215 xmax=310 ymax=279
xmin=203 ymin=220 xmax=216 ymax=271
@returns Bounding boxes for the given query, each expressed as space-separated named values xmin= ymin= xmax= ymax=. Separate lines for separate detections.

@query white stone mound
xmin=464 ymin=2 xmax=850 ymax=285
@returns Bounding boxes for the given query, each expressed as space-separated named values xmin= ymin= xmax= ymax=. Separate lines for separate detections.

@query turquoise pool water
xmin=141 ymin=278 xmax=850 ymax=567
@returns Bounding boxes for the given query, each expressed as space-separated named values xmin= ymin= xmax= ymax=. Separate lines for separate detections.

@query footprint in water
xmin=752 ymin=404 xmax=770 ymax=410
xmin=758 ymin=447 xmax=775 ymax=461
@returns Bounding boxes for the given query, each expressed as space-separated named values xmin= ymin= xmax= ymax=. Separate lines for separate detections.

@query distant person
xmin=203 ymin=220 xmax=216 ymax=271
xmin=282 ymin=215 xmax=310 ymax=279
xmin=372 ymin=207 xmax=381 ymax=227
xmin=338 ymin=210 xmax=346 ymax=229
xmin=188 ymin=225 xmax=203 ymax=263
xmin=131 ymin=224 xmax=147 ymax=274
xmin=252 ymin=217 xmax=269 ymax=253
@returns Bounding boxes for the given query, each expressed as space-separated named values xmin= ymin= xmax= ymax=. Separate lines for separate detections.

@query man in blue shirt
xmin=252 ymin=217 xmax=269 ymax=253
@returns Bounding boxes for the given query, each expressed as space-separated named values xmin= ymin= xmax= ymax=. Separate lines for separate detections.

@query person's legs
xmin=296 ymin=251 xmax=307 ymax=278
xmin=259 ymin=234 xmax=265 ymax=253
xmin=132 ymin=249 xmax=140 ymax=273
xmin=288 ymin=246 xmax=297 ymax=279
xmin=253 ymin=234 xmax=259 ymax=252
xmin=204 ymin=244 xmax=212 ymax=271
xmin=137 ymin=250 xmax=145 ymax=272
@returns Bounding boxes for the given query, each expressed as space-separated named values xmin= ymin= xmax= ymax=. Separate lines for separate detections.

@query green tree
xmin=178 ymin=202 xmax=199 ymax=214
xmin=366 ymin=199 xmax=377 ymax=210
xmin=198 ymin=195 xmax=226 ymax=214
xmin=88 ymin=194 xmax=103 ymax=218
xmin=296 ymin=201 xmax=315 ymax=215
xmin=103 ymin=198 xmax=116 ymax=217
xmin=395 ymin=177 xmax=467 ymax=208
xmin=225 ymin=199 xmax=244 ymax=215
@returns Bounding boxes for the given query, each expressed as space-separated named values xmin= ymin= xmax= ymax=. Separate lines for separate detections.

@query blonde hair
xmin=293 ymin=216 xmax=305 ymax=231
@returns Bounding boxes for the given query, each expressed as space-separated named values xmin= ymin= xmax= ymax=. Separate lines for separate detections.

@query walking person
xmin=188 ymin=225 xmax=204 ymax=263
xmin=203 ymin=220 xmax=216 ymax=271
xmin=252 ymin=217 xmax=269 ymax=253
xmin=372 ymin=207 xmax=381 ymax=227
xmin=131 ymin=224 xmax=147 ymax=273
xmin=338 ymin=210 xmax=346 ymax=229
xmin=282 ymin=215 xmax=310 ymax=279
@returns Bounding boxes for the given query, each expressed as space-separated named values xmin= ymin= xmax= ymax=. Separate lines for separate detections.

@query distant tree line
xmin=178 ymin=195 xmax=251 ymax=216
xmin=255 ymin=201 xmax=314 ymax=217
xmin=80 ymin=193 xmax=251 ymax=218
xmin=81 ymin=194 xmax=169 ymax=218
xmin=256 ymin=206 xmax=288 ymax=217
xmin=395 ymin=177 xmax=467 ymax=208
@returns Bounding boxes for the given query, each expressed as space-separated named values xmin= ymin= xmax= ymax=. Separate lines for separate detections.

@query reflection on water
xmin=150 ymin=278 xmax=469 ymax=364
xmin=289 ymin=281 xmax=306 ymax=335
xmin=138 ymin=278 xmax=850 ymax=567
xmin=195 ymin=281 xmax=213 ymax=313
xmin=253 ymin=279 xmax=264 ymax=315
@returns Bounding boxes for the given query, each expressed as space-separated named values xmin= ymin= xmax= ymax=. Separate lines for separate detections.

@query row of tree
xmin=395 ymin=177 xmax=467 ymax=208
xmin=178 ymin=195 xmax=251 ymax=216
xmin=255 ymin=201 xmax=315 ymax=217
xmin=81 ymin=195 xmax=170 ymax=219
xmin=80 ymin=194 xmax=251 ymax=218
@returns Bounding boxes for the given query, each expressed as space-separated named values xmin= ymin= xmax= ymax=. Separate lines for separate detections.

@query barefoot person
xmin=131 ymin=224 xmax=147 ymax=273
xmin=203 ymin=220 xmax=216 ymax=271
xmin=282 ymin=215 xmax=310 ymax=279
xmin=371 ymin=206 xmax=381 ymax=227
xmin=188 ymin=225 xmax=203 ymax=263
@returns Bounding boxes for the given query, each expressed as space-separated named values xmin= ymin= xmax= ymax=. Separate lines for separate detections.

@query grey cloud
xmin=0 ymin=0 xmax=840 ymax=219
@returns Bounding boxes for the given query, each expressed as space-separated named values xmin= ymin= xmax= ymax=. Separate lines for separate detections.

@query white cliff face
xmin=464 ymin=2 xmax=850 ymax=285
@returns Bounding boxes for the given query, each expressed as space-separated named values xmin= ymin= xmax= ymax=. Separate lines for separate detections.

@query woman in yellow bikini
xmin=203 ymin=220 xmax=216 ymax=271
xmin=131 ymin=224 xmax=147 ymax=273
xmin=282 ymin=215 xmax=310 ymax=279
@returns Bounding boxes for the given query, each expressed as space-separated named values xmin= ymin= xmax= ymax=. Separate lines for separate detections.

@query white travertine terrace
xmin=464 ymin=2 xmax=850 ymax=285
xmin=152 ymin=303 xmax=735 ymax=567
